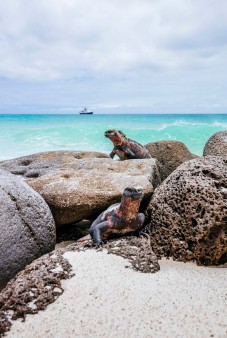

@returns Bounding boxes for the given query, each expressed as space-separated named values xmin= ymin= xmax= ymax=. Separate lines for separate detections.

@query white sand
xmin=7 ymin=251 xmax=227 ymax=338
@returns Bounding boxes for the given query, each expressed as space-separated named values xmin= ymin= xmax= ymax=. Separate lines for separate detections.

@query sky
xmin=0 ymin=0 xmax=227 ymax=114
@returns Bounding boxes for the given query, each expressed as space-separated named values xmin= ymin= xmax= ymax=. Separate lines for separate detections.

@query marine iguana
xmin=105 ymin=129 xmax=151 ymax=160
xmin=90 ymin=187 xmax=145 ymax=245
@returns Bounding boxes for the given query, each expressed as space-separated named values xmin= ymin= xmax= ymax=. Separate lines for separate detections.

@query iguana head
xmin=120 ymin=187 xmax=144 ymax=219
xmin=122 ymin=187 xmax=143 ymax=200
xmin=104 ymin=129 xmax=127 ymax=145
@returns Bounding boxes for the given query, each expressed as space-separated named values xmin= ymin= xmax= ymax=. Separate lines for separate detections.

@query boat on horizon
xmin=79 ymin=107 xmax=93 ymax=115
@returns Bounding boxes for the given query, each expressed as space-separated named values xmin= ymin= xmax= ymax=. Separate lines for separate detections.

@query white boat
xmin=79 ymin=107 xmax=93 ymax=115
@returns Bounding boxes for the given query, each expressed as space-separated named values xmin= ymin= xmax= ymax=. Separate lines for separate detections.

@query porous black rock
xmin=145 ymin=140 xmax=197 ymax=180
xmin=203 ymin=131 xmax=227 ymax=158
xmin=146 ymin=156 xmax=227 ymax=266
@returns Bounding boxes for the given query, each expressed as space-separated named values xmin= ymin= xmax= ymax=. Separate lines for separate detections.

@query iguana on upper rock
xmin=105 ymin=129 xmax=151 ymax=160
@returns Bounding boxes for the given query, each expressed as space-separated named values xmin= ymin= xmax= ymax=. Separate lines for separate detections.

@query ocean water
xmin=0 ymin=114 xmax=226 ymax=160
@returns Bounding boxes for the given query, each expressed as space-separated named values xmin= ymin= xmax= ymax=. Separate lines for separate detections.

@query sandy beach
xmin=7 ymin=250 xmax=227 ymax=338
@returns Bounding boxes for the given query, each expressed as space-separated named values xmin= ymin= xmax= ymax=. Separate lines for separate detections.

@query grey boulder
xmin=0 ymin=169 xmax=56 ymax=288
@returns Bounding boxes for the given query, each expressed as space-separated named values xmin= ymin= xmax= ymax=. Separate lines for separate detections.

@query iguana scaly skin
xmin=105 ymin=129 xmax=151 ymax=160
xmin=90 ymin=187 xmax=145 ymax=245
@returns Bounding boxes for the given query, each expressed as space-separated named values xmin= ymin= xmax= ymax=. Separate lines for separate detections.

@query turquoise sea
xmin=0 ymin=114 xmax=226 ymax=160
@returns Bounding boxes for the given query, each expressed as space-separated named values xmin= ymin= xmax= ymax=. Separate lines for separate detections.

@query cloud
xmin=0 ymin=0 xmax=226 ymax=81
xmin=0 ymin=0 xmax=226 ymax=113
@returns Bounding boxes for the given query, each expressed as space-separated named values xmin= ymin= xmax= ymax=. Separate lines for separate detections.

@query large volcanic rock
xmin=26 ymin=158 xmax=161 ymax=226
xmin=145 ymin=140 xmax=197 ymax=180
xmin=146 ymin=156 xmax=227 ymax=266
xmin=0 ymin=151 xmax=110 ymax=178
xmin=0 ymin=169 xmax=55 ymax=288
xmin=203 ymin=131 xmax=227 ymax=158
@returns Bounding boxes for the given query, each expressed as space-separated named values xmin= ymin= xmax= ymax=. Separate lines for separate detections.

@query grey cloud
xmin=0 ymin=0 xmax=226 ymax=80
xmin=0 ymin=0 xmax=226 ymax=113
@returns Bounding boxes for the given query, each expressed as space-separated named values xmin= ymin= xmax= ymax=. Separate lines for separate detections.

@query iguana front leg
xmin=109 ymin=149 xmax=116 ymax=159
xmin=90 ymin=221 xmax=111 ymax=245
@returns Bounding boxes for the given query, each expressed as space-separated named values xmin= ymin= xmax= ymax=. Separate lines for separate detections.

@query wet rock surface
xmin=0 ymin=150 xmax=110 ymax=178
xmin=146 ymin=156 xmax=227 ymax=266
xmin=25 ymin=158 xmax=161 ymax=226
xmin=0 ymin=169 xmax=56 ymax=287
xmin=0 ymin=250 xmax=73 ymax=336
xmin=145 ymin=140 xmax=197 ymax=180
xmin=68 ymin=235 xmax=160 ymax=273
xmin=203 ymin=131 xmax=227 ymax=158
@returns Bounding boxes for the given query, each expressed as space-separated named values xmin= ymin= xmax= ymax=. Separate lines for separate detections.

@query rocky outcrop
xmin=145 ymin=140 xmax=197 ymax=180
xmin=0 ymin=150 xmax=110 ymax=178
xmin=27 ymin=158 xmax=161 ymax=226
xmin=0 ymin=152 xmax=161 ymax=227
xmin=203 ymin=131 xmax=227 ymax=158
xmin=0 ymin=169 xmax=56 ymax=288
xmin=0 ymin=250 xmax=73 ymax=335
xmin=146 ymin=156 xmax=227 ymax=266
